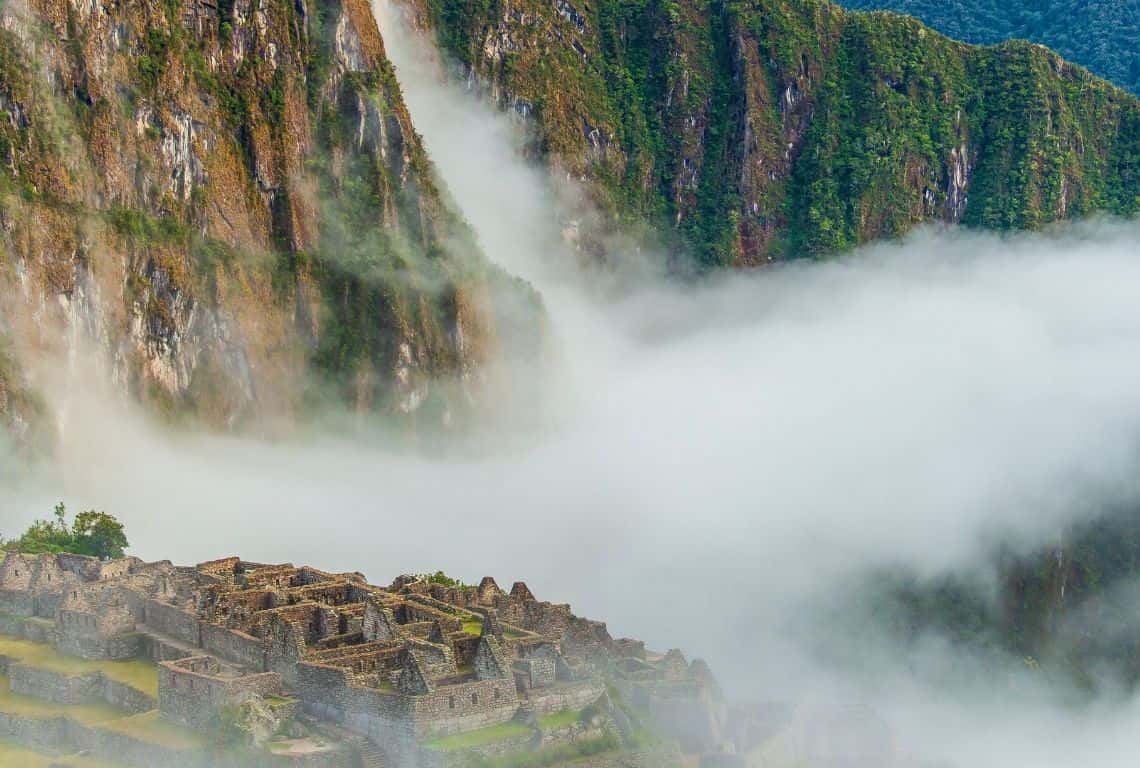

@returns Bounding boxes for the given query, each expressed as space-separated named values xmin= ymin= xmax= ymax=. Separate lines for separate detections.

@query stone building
xmin=0 ymin=551 xmax=726 ymax=765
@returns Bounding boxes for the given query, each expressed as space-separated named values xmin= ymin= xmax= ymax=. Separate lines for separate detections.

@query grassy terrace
xmin=0 ymin=673 xmax=124 ymax=723
xmin=537 ymin=708 xmax=582 ymax=730
xmin=96 ymin=711 xmax=208 ymax=750
xmin=0 ymin=739 xmax=127 ymax=767
xmin=424 ymin=721 xmax=533 ymax=752
xmin=461 ymin=619 xmax=483 ymax=636
xmin=0 ymin=632 xmax=207 ymax=757
xmin=0 ymin=634 xmax=159 ymax=697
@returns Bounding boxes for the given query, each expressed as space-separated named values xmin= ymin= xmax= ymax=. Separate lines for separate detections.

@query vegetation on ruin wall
xmin=2 ymin=504 xmax=128 ymax=560
xmin=419 ymin=571 xmax=469 ymax=588
xmin=839 ymin=0 xmax=1140 ymax=96
xmin=416 ymin=0 xmax=1140 ymax=266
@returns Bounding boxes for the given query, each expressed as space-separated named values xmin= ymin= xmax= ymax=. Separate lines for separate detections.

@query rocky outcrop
xmin=404 ymin=0 xmax=1140 ymax=266
xmin=0 ymin=0 xmax=542 ymax=436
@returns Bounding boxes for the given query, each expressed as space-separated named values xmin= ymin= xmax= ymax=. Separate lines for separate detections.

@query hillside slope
xmin=0 ymin=0 xmax=541 ymax=439
xmin=403 ymin=0 xmax=1140 ymax=266
xmin=839 ymin=0 xmax=1140 ymax=96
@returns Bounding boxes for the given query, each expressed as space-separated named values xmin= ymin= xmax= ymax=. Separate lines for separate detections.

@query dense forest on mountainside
xmin=840 ymin=0 xmax=1140 ymax=96
xmin=409 ymin=0 xmax=1140 ymax=266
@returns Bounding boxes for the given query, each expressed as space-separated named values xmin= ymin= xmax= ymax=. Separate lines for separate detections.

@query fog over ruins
xmin=0 ymin=549 xmax=739 ymax=766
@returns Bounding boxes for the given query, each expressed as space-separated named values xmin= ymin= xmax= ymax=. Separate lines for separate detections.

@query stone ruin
xmin=0 ymin=550 xmax=727 ymax=765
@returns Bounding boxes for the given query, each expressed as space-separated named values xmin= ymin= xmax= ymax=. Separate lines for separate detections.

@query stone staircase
xmin=353 ymin=738 xmax=387 ymax=768
xmin=307 ymin=720 xmax=387 ymax=768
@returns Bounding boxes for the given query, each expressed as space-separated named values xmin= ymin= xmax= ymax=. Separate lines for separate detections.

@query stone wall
xmin=145 ymin=600 xmax=202 ymax=646
xmin=57 ymin=608 xmax=143 ymax=660
xmin=10 ymin=663 xmax=102 ymax=705
xmin=408 ymin=677 xmax=520 ymax=740
xmin=0 ymin=588 xmax=34 ymax=615
xmin=201 ymin=622 xmax=268 ymax=671
xmin=0 ymin=613 xmax=56 ymax=644
xmin=7 ymin=663 xmax=157 ymax=712
xmin=104 ymin=677 xmax=159 ymax=714
xmin=0 ymin=710 xmax=70 ymax=754
xmin=143 ymin=632 xmax=197 ymax=663
xmin=0 ymin=702 xmax=347 ymax=768
xmin=159 ymin=656 xmax=283 ymax=732
xmin=527 ymin=681 xmax=606 ymax=716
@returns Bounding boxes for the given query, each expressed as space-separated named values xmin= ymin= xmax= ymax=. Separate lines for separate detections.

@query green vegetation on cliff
xmin=412 ymin=0 xmax=1140 ymax=266
xmin=839 ymin=0 xmax=1140 ymax=96
xmin=0 ymin=0 xmax=541 ymax=432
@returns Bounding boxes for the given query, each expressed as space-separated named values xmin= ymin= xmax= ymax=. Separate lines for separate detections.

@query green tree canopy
xmin=3 ymin=503 xmax=128 ymax=559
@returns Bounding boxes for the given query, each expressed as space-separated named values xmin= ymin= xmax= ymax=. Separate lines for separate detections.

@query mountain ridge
xmin=404 ymin=0 xmax=1140 ymax=266
xmin=839 ymin=0 xmax=1140 ymax=96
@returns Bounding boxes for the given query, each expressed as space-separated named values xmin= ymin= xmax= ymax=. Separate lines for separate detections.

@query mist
xmin=2 ymin=4 xmax=1140 ymax=766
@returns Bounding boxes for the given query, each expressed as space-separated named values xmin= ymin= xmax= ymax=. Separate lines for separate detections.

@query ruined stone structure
xmin=0 ymin=550 xmax=724 ymax=765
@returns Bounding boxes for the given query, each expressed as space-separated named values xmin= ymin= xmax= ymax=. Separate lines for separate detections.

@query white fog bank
xmin=6 ymin=218 xmax=1140 ymax=764
xmin=2 ymin=4 xmax=1140 ymax=766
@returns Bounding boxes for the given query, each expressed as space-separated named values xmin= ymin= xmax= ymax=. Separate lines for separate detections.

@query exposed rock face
xmin=404 ymin=0 xmax=1140 ymax=266
xmin=0 ymin=338 xmax=47 ymax=453
xmin=0 ymin=0 xmax=542 ymax=436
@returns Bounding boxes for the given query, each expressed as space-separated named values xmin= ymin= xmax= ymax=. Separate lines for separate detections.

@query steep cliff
xmin=0 ymin=0 xmax=541 ymax=437
xmin=404 ymin=0 xmax=1140 ymax=266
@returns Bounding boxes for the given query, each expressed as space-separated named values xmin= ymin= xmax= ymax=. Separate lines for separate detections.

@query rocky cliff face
xmin=0 ymin=0 xmax=541 ymax=438
xmin=405 ymin=0 xmax=1140 ymax=266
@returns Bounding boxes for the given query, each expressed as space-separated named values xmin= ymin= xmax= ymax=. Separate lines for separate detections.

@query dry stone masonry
xmin=0 ymin=550 xmax=726 ymax=766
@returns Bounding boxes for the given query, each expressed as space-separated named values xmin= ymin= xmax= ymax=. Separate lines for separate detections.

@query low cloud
xmin=3 ymin=5 xmax=1140 ymax=765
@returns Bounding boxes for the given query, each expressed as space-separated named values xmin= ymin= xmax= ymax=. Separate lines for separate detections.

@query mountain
xmin=405 ymin=0 xmax=1140 ymax=266
xmin=839 ymin=0 xmax=1140 ymax=96
xmin=876 ymin=502 xmax=1140 ymax=691
xmin=2 ymin=0 xmax=1139 ymax=440
xmin=0 ymin=0 xmax=542 ymax=438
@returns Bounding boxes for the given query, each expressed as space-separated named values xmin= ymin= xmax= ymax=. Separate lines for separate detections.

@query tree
xmin=72 ymin=510 xmax=129 ymax=559
xmin=11 ymin=503 xmax=74 ymax=554
xmin=3 ymin=503 xmax=128 ymax=559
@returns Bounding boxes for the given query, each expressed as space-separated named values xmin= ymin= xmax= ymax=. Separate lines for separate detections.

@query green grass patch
xmin=0 ymin=674 xmax=125 ymax=724
xmin=0 ymin=739 xmax=127 ymax=767
xmin=424 ymin=721 xmax=532 ymax=752
xmin=537 ymin=708 xmax=582 ymax=730
xmin=461 ymin=619 xmax=483 ymax=637
xmin=0 ymin=739 xmax=57 ymax=767
xmin=0 ymin=633 xmax=158 ymax=697
xmin=95 ymin=711 xmax=207 ymax=750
